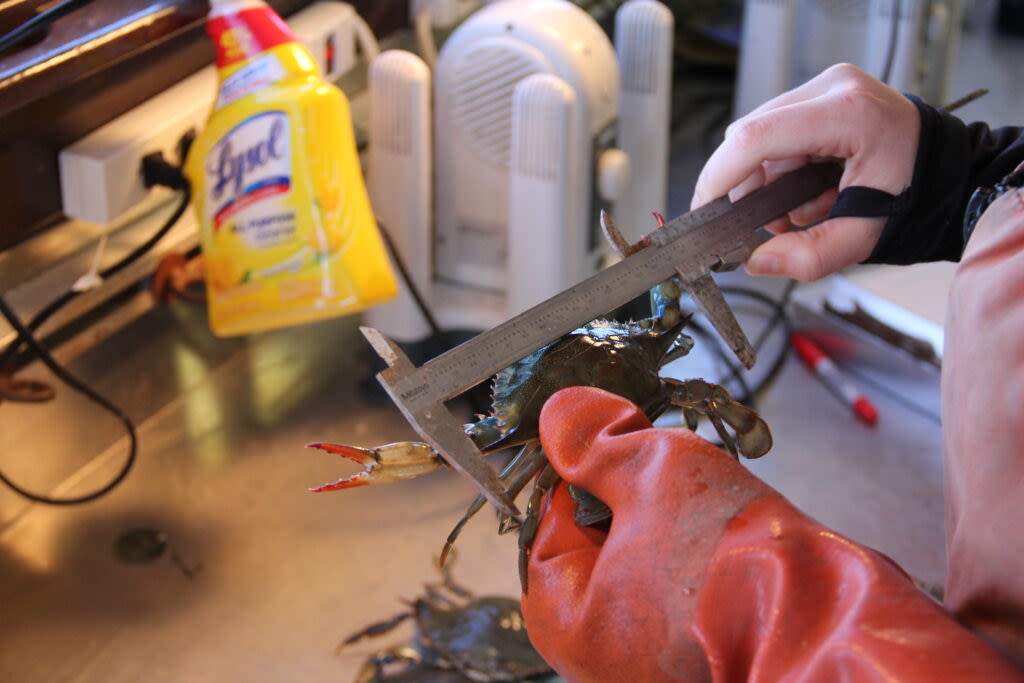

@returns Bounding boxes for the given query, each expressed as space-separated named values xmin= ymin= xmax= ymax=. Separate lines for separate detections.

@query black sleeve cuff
xmin=864 ymin=95 xmax=1024 ymax=265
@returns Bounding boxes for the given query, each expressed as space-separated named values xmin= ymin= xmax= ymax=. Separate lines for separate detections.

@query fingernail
xmin=746 ymin=253 xmax=780 ymax=275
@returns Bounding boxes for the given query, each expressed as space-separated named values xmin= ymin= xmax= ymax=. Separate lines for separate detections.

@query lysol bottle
xmin=184 ymin=0 xmax=396 ymax=336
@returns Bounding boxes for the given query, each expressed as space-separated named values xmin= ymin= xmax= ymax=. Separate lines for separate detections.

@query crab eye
xmin=499 ymin=612 xmax=526 ymax=631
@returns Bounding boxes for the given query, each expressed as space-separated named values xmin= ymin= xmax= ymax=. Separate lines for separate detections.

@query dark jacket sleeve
xmin=865 ymin=95 xmax=1024 ymax=265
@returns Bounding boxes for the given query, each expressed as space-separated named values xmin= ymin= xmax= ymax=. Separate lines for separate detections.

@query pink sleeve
xmin=943 ymin=172 xmax=1024 ymax=665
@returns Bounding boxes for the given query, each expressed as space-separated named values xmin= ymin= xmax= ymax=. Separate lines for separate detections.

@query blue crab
xmin=339 ymin=558 xmax=553 ymax=682
xmin=309 ymin=256 xmax=772 ymax=588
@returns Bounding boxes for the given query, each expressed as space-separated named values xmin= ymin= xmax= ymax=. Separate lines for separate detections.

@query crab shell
xmin=465 ymin=317 xmax=690 ymax=453
xmin=413 ymin=596 xmax=551 ymax=681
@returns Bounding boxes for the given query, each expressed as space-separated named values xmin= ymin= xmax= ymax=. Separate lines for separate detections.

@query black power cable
xmin=0 ymin=139 xmax=192 ymax=504
xmin=0 ymin=189 xmax=191 ymax=371
xmin=375 ymin=220 xmax=454 ymax=352
xmin=682 ymin=280 xmax=798 ymax=410
xmin=373 ymin=222 xmax=501 ymax=415
xmin=0 ymin=0 xmax=98 ymax=54
xmin=0 ymin=296 xmax=137 ymax=505
xmin=718 ymin=280 xmax=798 ymax=403
xmin=880 ymin=0 xmax=902 ymax=86
xmin=0 ymin=135 xmax=193 ymax=373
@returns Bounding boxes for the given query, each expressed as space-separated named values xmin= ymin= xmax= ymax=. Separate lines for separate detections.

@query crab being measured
xmin=309 ymin=248 xmax=773 ymax=590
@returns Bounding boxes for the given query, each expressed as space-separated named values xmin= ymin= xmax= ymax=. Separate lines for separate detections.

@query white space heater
xmin=615 ymin=0 xmax=674 ymax=243
xmin=366 ymin=0 xmax=674 ymax=337
xmin=363 ymin=51 xmax=433 ymax=342
xmin=733 ymin=0 xmax=798 ymax=120
xmin=734 ymin=0 xmax=965 ymax=119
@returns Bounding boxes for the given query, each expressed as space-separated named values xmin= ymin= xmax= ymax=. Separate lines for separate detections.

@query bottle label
xmin=208 ymin=7 xmax=297 ymax=68
xmin=216 ymin=53 xmax=286 ymax=108
xmin=204 ymin=110 xmax=297 ymax=250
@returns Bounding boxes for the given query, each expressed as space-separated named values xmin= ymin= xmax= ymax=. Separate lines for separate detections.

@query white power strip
xmin=58 ymin=1 xmax=374 ymax=227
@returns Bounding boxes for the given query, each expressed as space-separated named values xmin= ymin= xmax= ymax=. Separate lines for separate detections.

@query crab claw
xmin=306 ymin=441 xmax=443 ymax=492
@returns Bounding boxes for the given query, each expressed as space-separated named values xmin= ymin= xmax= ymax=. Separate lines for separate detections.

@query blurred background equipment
xmin=366 ymin=0 xmax=674 ymax=344
xmin=734 ymin=0 xmax=966 ymax=117
xmin=998 ymin=0 xmax=1024 ymax=33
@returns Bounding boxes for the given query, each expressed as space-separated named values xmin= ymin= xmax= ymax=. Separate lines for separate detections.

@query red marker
xmin=790 ymin=332 xmax=879 ymax=427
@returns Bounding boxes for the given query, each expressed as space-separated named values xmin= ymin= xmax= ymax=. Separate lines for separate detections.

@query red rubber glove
xmin=522 ymin=386 xmax=1024 ymax=682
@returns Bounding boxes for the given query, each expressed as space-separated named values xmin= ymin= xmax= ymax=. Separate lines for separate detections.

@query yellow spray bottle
xmin=185 ymin=0 xmax=396 ymax=336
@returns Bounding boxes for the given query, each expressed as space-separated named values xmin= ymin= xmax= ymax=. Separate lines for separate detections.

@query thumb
xmin=746 ymin=215 xmax=885 ymax=281
xmin=537 ymin=386 xmax=652 ymax=512
xmin=522 ymin=480 xmax=604 ymax=613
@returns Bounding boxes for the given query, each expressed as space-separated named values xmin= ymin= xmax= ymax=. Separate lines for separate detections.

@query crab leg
xmin=495 ymin=446 xmax=548 ymax=534
xmin=423 ymin=583 xmax=462 ymax=608
xmin=351 ymin=644 xmax=425 ymax=682
xmin=439 ymin=444 xmax=544 ymax=566
xmin=338 ymin=611 xmax=415 ymax=652
xmin=307 ymin=442 xmax=445 ymax=492
xmin=435 ymin=554 xmax=474 ymax=599
xmin=716 ymin=401 xmax=773 ymax=458
xmin=663 ymin=378 xmax=773 ymax=460
xmin=518 ymin=463 xmax=560 ymax=594
xmin=705 ymin=411 xmax=740 ymax=459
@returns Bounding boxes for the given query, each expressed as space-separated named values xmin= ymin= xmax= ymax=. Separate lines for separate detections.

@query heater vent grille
xmin=451 ymin=44 xmax=543 ymax=168
xmin=617 ymin=2 xmax=672 ymax=94
xmin=370 ymin=52 xmax=430 ymax=155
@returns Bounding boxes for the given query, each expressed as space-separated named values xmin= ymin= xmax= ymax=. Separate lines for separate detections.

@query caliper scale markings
xmin=365 ymin=163 xmax=843 ymax=513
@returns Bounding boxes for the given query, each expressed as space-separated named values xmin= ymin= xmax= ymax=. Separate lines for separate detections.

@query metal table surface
xmin=0 ymin=306 xmax=530 ymax=681
xmin=0 ymin=272 xmax=945 ymax=681
xmin=10 ymin=4 xmax=1024 ymax=674
xmin=3 ymin=24 xmax=986 ymax=672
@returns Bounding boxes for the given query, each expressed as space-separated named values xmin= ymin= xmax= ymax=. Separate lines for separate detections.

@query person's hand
xmin=691 ymin=63 xmax=920 ymax=281
xmin=522 ymin=386 xmax=1024 ymax=681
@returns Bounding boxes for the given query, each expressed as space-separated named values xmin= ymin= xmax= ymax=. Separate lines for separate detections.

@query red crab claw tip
xmin=306 ymin=442 xmax=380 ymax=492
xmin=309 ymin=479 xmax=369 ymax=493
xmin=305 ymin=442 xmax=378 ymax=464
xmin=652 ymin=211 xmax=666 ymax=228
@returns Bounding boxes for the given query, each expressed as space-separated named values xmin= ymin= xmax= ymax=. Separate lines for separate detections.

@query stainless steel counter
xmin=0 ymin=268 xmax=947 ymax=681
xmin=0 ymin=306 xmax=533 ymax=681
xmin=16 ymin=15 xmax=1023 ymax=675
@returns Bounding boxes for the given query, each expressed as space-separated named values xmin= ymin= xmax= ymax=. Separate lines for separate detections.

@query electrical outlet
xmin=287 ymin=1 xmax=359 ymax=80
xmin=58 ymin=68 xmax=216 ymax=226
xmin=58 ymin=1 xmax=370 ymax=227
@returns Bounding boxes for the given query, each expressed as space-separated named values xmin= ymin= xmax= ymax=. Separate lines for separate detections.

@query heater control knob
xmin=597 ymin=148 xmax=630 ymax=202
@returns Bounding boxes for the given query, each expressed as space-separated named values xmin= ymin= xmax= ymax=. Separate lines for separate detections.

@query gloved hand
xmin=691 ymin=63 xmax=920 ymax=281
xmin=522 ymin=386 xmax=1023 ymax=682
